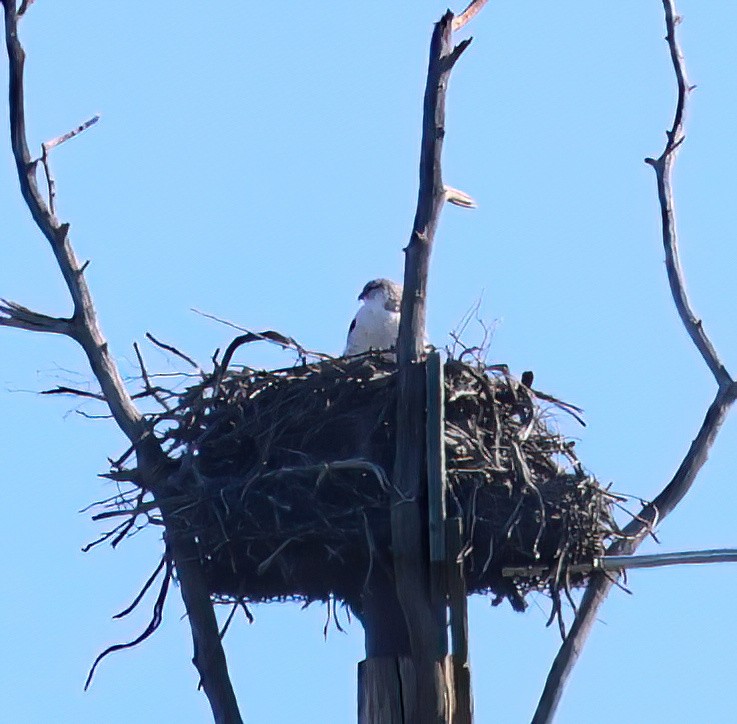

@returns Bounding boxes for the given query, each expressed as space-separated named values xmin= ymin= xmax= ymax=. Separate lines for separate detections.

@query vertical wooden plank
xmin=358 ymin=658 xmax=403 ymax=724
xmin=427 ymin=350 xmax=447 ymax=567
xmin=358 ymin=657 xmax=422 ymax=724
xmin=427 ymin=349 xmax=449 ymax=659
xmin=447 ymin=517 xmax=473 ymax=724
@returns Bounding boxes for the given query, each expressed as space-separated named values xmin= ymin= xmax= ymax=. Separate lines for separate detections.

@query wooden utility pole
xmin=358 ymin=351 xmax=472 ymax=724
xmin=357 ymin=7 xmax=480 ymax=723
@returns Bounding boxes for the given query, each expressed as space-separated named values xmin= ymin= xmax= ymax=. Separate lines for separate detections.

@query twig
xmin=85 ymin=554 xmax=173 ymax=689
xmin=258 ymin=458 xmax=390 ymax=491
xmin=217 ymin=330 xmax=310 ymax=376
xmin=218 ymin=602 xmax=240 ymax=641
xmin=40 ymin=385 xmax=105 ymax=400
xmin=45 ymin=113 xmax=100 ymax=152
xmin=113 ymin=552 xmax=167 ymax=619
xmin=133 ymin=341 xmax=172 ymax=411
xmin=528 ymin=386 xmax=586 ymax=427
xmin=82 ymin=519 xmax=137 ymax=553
xmin=145 ymin=332 xmax=200 ymax=371
xmin=17 ymin=0 xmax=34 ymax=17
xmin=38 ymin=141 xmax=55 ymax=214
xmin=531 ymin=5 xmax=736 ymax=722
xmin=91 ymin=499 xmax=167 ymax=521
xmin=192 ymin=308 xmax=332 ymax=363
xmin=39 ymin=115 xmax=99 ymax=231
xmin=38 ymin=116 xmax=98 ymax=215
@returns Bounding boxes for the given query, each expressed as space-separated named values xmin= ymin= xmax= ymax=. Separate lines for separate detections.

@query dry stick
xmin=452 ymin=0 xmax=488 ymax=32
xmin=45 ymin=114 xmax=100 ymax=151
xmin=39 ymin=115 xmax=99 ymax=215
xmin=531 ymin=4 xmax=737 ymax=723
xmin=133 ymin=341 xmax=172 ymax=411
xmin=0 ymin=4 xmax=243 ymax=722
xmin=145 ymin=332 xmax=201 ymax=371
xmin=392 ymin=11 xmax=471 ymax=723
xmin=40 ymin=385 xmax=105 ymax=400
xmin=191 ymin=308 xmax=331 ymax=362
xmin=0 ymin=297 xmax=72 ymax=334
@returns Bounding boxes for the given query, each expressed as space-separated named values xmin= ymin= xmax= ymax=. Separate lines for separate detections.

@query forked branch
xmin=2 ymin=0 xmax=147 ymax=448
xmin=531 ymin=3 xmax=736 ymax=722
xmin=643 ymin=5 xmax=730 ymax=388
xmin=1 ymin=2 xmax=242 ymax=721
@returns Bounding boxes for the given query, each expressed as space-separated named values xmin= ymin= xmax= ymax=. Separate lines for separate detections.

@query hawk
xmin=344 ymin=278 xmax=402 ymax=356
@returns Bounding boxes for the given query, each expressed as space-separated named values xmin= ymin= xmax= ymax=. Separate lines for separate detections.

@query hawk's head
xmin=358 ymin=278 xmax=402 ymax=312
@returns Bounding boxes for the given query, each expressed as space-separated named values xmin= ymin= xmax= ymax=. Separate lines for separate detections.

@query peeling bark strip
xmin=0 ymin=3 xmax=242 ymax=721
xmin=531 ymin=3 xmax=737 ymax=722
xmin=391 ymin=10 xmax=472 ymax=723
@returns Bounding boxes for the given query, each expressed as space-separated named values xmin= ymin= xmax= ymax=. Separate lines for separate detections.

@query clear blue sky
xmin=1 ymin=2 xmax=736 ymax=722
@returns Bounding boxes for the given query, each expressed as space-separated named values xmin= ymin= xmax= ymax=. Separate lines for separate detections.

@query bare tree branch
xmin=40 ymin=385 xmax=105 ymax=400
xmin=396 ymin=14 xmax=471 ymax=365
xmin=145 ymin=332 xmax=201 ymax=371
xmin=39 ymin=115 xmax=99 ymax=216
xmin=643 ymin=8 xmax=730 ymax=388
xmin=452 ymin=0 xmax=488 ymax=32
xmin=2 ymin=0 xmax=147 ymax=448
xmin=133 ymin=341 xmax=172 ymax=411
xmin=531 ymin=4 xmax=736 ymax=722
xmin=0 ymin=298 xmax=72 ymax=334
xmin=1 ymin=4 xmax=243 ymax=721
xmin=532 ymin=383 xmax=737 ymax=724
xmin=45 ymin=113 xmax=100 ymax=151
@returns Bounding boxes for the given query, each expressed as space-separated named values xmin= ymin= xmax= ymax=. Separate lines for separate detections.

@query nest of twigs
xmin=101 ymin=345 xmax=621 ymax=618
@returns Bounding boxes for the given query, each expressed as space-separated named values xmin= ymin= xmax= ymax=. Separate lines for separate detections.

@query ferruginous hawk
xmin=343 ymin=279 xmax=402 ymax=356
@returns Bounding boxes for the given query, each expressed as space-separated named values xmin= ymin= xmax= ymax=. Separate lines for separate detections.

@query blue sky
xmin=1 ymin=2 xmax=736 ymax=722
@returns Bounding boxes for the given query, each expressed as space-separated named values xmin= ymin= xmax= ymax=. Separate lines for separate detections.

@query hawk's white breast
xmin=343 ymin=279 xmax=402 ymax=356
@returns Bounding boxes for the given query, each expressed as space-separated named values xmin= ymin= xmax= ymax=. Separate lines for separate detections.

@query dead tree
xmin=2 ymin=1 xmax=736 ymax=723
xmin=531 ymin=1 xmax=737 ymax=721
xmin=1 ymin=1 xmax=242 ymax=721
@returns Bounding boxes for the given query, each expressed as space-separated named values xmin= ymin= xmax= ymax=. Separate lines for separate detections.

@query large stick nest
xmin=110 ymin=349 xmax=621 ymax=615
